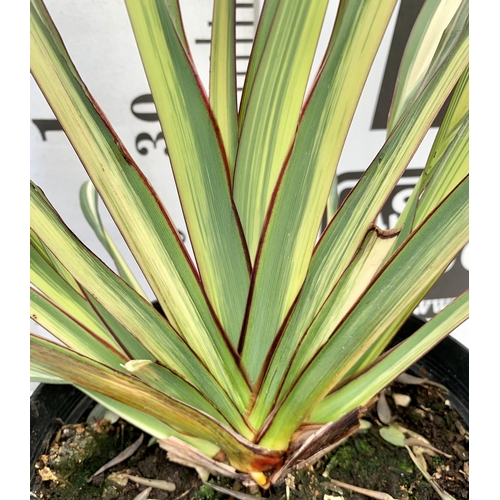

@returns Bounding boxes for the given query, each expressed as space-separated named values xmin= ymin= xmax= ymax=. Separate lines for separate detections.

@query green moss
xmin=193 ymin=476 xmax=235 ymax=500
xmin=38 ymin=422 xmax=137 ymax=500
xmin=432 ymin=455 xmax=448 ymax=467
xmin=194 ymin=484 xmax=221 ymax=500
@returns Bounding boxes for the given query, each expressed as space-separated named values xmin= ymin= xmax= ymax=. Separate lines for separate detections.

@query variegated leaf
xmin=123 ymin=0 xmax=251 ymax=343
xmin=240 ymin=0 xmax=399 ymax=383
xmin=309 ymin=291 xmax=468 ymax=423
xmin=259 ymin=177 xmax=468 ymax=450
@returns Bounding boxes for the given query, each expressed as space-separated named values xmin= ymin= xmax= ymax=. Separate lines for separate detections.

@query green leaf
xmin=259 ymin=177 xmax=468 ymax=450
xmin=239 ymin=0 xmax=399 ymax=383
xmin=232 ymin=0 xmax=330 ymax=260
xmin=30 ymin=288 xmax=128 ymax=368
xmin=31 ymin=228 xmax=80 ymax=293
xmin=412 ymin=66 xmax=469 ymax=227
xmin=162 ymin=0 xmax=190 ymax=54
xmin=309 ymin=291 xmax=468 ymax=424
xmin=31 ymin=239 xmax=123 ymax=352
xmin=390 ymin=66 xmax=469 ymax=251
xmin=123 ymin=0 xmax=251 ymax=343
xmin=123 ymin=360 xmax=253 ymax=438
xmin=82 ymin=293 xmax=157 ymax=361
xmin=387 ymin=0 xmax=464 ymax=132
xmin=414 ymin=116 xmax=468 ymax=226
xmin=323 ymin=175 xmax=340 ymax=228
xmin=209 ymin=0 xmax=238 ymax=176
xmin=292 ymin=229 xmax=401 ymax=370
xmin=79 ymin=181 xmax=147 ymax=298
xmin=423 ymin=65 xmax=469 ymax=178
xmin=78 ymin=389 xmax=221 ymax=457
xmin=237 ymin=0 xmax=279 ymax=130
xmin=30 ymin=367 xmax=68 ymax=385
xmin=262 ymin=11 xmax=468 ymax=397
xmin=31 ymin=277 xmax=250 ymax=436
xmin=32 ymin=229 xmax=155 ymax=361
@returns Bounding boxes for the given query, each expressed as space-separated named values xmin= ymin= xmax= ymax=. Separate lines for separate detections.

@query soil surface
xmin=31 ymin=381 xmax=468 ymax=500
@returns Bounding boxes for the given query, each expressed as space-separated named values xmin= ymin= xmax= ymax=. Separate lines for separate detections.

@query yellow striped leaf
xmin=209 ymin=0 xmax=238 ymax=177
xmin=232 ymin=0 xmax=329 ymax=260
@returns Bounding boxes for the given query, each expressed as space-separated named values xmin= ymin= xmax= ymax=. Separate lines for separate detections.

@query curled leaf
xmin=404 ymin=437 xmax=453 ymax=458
xmin=395 ymin=373 xmax=448 ymax=391
xmin=406 ymin=446 xmax=458 ymax=500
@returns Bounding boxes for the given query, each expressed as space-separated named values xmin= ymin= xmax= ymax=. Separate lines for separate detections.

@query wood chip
xmin=124 ymin=475 xmax=176 ymax=492
xmin=328 ymin=479 xmax=396 ymax=500
xmin=132 ymin=486 xmax=152 ymax=500
xmin=392 ymin=393 xmax=411 ymax=407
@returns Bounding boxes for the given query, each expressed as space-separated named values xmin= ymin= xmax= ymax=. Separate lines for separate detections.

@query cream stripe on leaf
xmin=237 ymin=0 xmax=279 ymax=132
xmin=30 ymin=336 xmax=282 ymax=476
xmin=30 ymin=182 xmax=249 ymax=413
xmin=31 ymin=240 xmax=124 ymax=353
xmin=209 ymin=0 xmax=238 ymax=179
xmin=248 ymin=226 xmax=401 ymax=429
xmin=78 ymin=389 xmax=222 ymax=457
xmin=386 ymin=0 xmax=464 ymax=133
xmin=257 ymin=9 xmax=468 ymax=398
xmin=30 ymin=288 xmax=128 ymax=369
xmin=232 ymin=0 xmax=329 ymax=261
xmin=79 ymin=181 xmax=147 ymax=298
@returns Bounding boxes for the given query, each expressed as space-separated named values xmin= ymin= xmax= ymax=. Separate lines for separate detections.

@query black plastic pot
xmin=30 ymin=384 xmax=94 ymax=485
xmin=390 ymin=314 xmax=468 ymax=426
xmin=30 ymin=314 xmax=468 ymax=486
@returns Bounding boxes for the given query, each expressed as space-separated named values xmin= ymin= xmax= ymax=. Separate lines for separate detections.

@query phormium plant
xmin=30 ymin=0 xmax=469 ymax=488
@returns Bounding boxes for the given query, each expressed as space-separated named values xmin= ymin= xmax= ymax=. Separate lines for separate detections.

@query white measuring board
xmin=30 ymin=0 xmax=260 ymax=296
